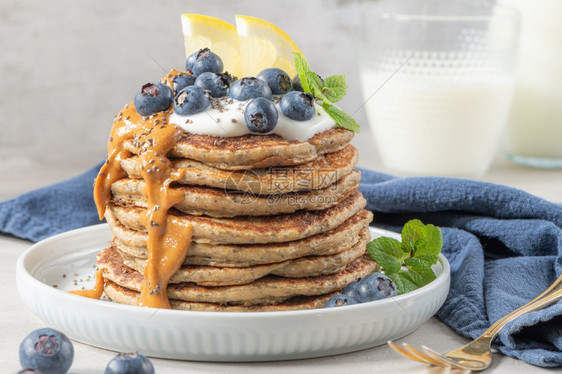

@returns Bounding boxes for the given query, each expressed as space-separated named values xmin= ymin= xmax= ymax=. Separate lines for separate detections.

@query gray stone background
xmin=0 ymin=0 xmax=374 ymax=171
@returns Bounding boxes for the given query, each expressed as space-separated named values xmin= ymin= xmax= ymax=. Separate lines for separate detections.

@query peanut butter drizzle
xmin=69 ymin=268 xmax=105 ymax=299
xmin=84 ymin=71 xmax=193 ymax=308
xmin=135 ymin=122 xmax=193 ymax=308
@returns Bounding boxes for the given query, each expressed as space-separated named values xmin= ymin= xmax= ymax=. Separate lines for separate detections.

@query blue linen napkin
xmin=358 ymin=168 xmax=562 ymax=368
xmin=1 ymin=165 xmax=560 ymax=367
xmin=0 ymin=162 xmax=104 ymax=242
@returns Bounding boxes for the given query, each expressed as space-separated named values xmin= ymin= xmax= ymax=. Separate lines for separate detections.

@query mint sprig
xmin=367 ymin=219 xmax=443 ymax=294
xmin=294 ymin=53 xmax=360 ymax=133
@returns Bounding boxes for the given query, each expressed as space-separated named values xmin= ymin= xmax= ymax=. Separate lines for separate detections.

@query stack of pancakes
xmin=99 ymin=127 xmax=377 ymax=311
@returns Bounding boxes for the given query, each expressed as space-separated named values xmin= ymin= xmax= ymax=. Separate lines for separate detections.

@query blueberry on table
xmin=173 ymin=85 xmax=211 ymax=115
xmin=194 ymin=72 xmax=230 ymax=98
xmin=19 ymin=328 xmax=74 ymax=374
xmin=229 ymin=77 xmax=272 ymax=101
xmin=244 ymin=97 xmax=278 ymax=133
xmin=134 ymin=82 xmax=173 ymax=116
xmin=355 ymin=273 xmax=397 ymax=302
xmin=105 ymin=352 xmax=154 ymax=374
xmin=186 ymin=48 xmax=224 ymax=76
xmin=325 ymin=294 xmax=359 ymax=308
xmin=171 ymin=72 xmax=196 ymax=94
xmin=280 ymin=91 xmax=315 ymax=121
xmin=257 ymin=68 xmax=293 ymax=95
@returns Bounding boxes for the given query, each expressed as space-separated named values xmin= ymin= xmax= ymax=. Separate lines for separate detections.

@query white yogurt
xmin=169 ymin=97 xmax=335 ymax=142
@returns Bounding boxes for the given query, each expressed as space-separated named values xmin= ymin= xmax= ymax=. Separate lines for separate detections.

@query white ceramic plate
xmin=16 ymin=224 xmax=450 ymax=362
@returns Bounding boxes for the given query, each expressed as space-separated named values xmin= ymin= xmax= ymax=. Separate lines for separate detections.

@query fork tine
xmin=387 ymin=341 xmax=430 ymax=364
xmin=402 ymin=343 xmax=449 ymax=367
xmin=422 ymin=345 xmax=470 ymax=371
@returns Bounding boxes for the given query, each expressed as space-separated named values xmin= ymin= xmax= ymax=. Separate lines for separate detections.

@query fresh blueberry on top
xmin=173 ymin=85 xmax=210 ymax=115
xmin=134 ymin=82 xmax=173 ymax=116
xmin=355 ymin=273 xmax=397 ymax=302
xmin=280 ymin=91 xmax=315 ymax=121
xmin=19 ymin=328 xmax=74 ymax=374
xmin=171 ymin=72 xmax=196 ymax=93
xmin=194 ymin=72 xmax=230 ymax=98
xmin=185 ymin=50 xmax=198 ymax=72
xmin=104 ymin=352 xmax=154 ymax=374
xmin=229 ymin=77 xmax=272 ymax=101
xmin=325 ymin=294 xmax=359 ymax=308
xmin=244 ymin=97 xmax=278 ymax=133
xmin=257 ymin=68 xmax=293 ymax=95
xmin=186 ymin=48 xmax=224 ymax=76
xmin=292 ymin=75 xmax=303 ymax=91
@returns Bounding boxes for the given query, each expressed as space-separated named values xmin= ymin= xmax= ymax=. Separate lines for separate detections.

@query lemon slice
xmin=181 ymin=14 xmax=242 ymax=78
xmin=235 ymin=15 xmax=303 ymax=78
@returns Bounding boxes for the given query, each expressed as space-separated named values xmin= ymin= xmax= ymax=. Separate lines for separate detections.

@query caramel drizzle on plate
xmin=78 ymin=70 xmax=193 ymax=309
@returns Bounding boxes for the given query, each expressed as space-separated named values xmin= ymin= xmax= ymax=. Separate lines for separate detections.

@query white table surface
xmin=1 ymin=139 xmax=561 ymax=373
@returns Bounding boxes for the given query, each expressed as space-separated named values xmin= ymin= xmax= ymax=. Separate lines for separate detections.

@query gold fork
xmin=388 ymin=274 xmax=562 ymax=371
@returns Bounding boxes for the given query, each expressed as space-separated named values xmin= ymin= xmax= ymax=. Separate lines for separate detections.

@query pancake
xmin=123 ymin=128 xmax=354 ymax=170
xmin=104 ymin=281 xmax=338 ymax=312
xmin=120 ymin=144 xmax=359 ymax=194
xmin=108 ymin=190 xmax=367 ymax=244
xmin=99 ymin=255 xmax=377 ymax=305
xmin=115 ymin=227 xmax=369 ymax=286
xmin=109 ymin=210 xmax=373 ymax=267
xmin=110 ymin=169 xmax=361 ymax=217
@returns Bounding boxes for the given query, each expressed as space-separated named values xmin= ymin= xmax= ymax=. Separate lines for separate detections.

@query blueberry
xmin=292 ymin=75 xmax=303 ymax=92
xmin=173 ymin=85 xmax=210 ymax=115
xmin=185 ymin=50 xmax=198 ymax=72
xmin=171 ymin=72 xmax=196 ymax=94
xmin=342 ymin=278 xmax=361 ymax=300
xmin=186 ymin=48 xmax=223 ymax=76
xmin=134 ymin=82 xmax=173 ymax=116
xmin=280 ymin=91 xmax=315 ymax=121
xmin=229 ymin=77 xmax=272 ymax=101
xmin=325 ymin=294 xmax=359 ymax=308
xmin=19 ymin=328 xmax=74 ymax=374
xmin=244 ymin=97 xmax=278 ymax=133
xmin=257 ymin=68 xmax=293 ymax=95
xmin=355 ymin=273 xmax=397 ymax=302
xmin=194 ymin=72 xmax=230 ymax=98
xmin=105 ymin=352 xmax=154 ymax=374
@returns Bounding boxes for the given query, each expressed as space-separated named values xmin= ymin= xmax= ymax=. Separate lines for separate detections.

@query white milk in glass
xmin=499 ymin=0 xmax=562 ymax=161
xmin=362 ymin=71 xmax=515 ymax=177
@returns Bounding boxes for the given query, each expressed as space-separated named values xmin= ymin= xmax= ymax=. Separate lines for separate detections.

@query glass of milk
xmin=499 ymin=0 xmax=562 ymax=168
xmin=358 ymin=0 xmax=520 ymax=178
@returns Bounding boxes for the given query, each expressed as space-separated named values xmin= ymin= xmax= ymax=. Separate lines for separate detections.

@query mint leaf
xmin=401 ymin=219 xmax=426 ymax=255
xmin=387 ymin=272 xmax=419 ymax=294
xmin=411 ymin=254 xmax=439 ymax=267
xmin=305 ymin=71 xmax=325 ymax=99
xmin=367 ymin=237 xmax=404 ymax=273
xmin=402 ymin=261 xmax=436 ymax=287
xmin=322 ymin=102 xmax=361 ymax=133
xmin=294 ymin=53 xmax=312 ymax=94
xmin=401 ymin=219 xmax=442 ymax=257
xmin=292 ymin=53 xmax=360 ymax=133
xmin=366 ymin=219 xmax=443 ymax=295
xmin=417 ymin=223 xmax=442 ymax=256
xmin=323 ymin=75 xmax=347 ymax=102
xmin=404 ymin=257 xmax=436 ymax=271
